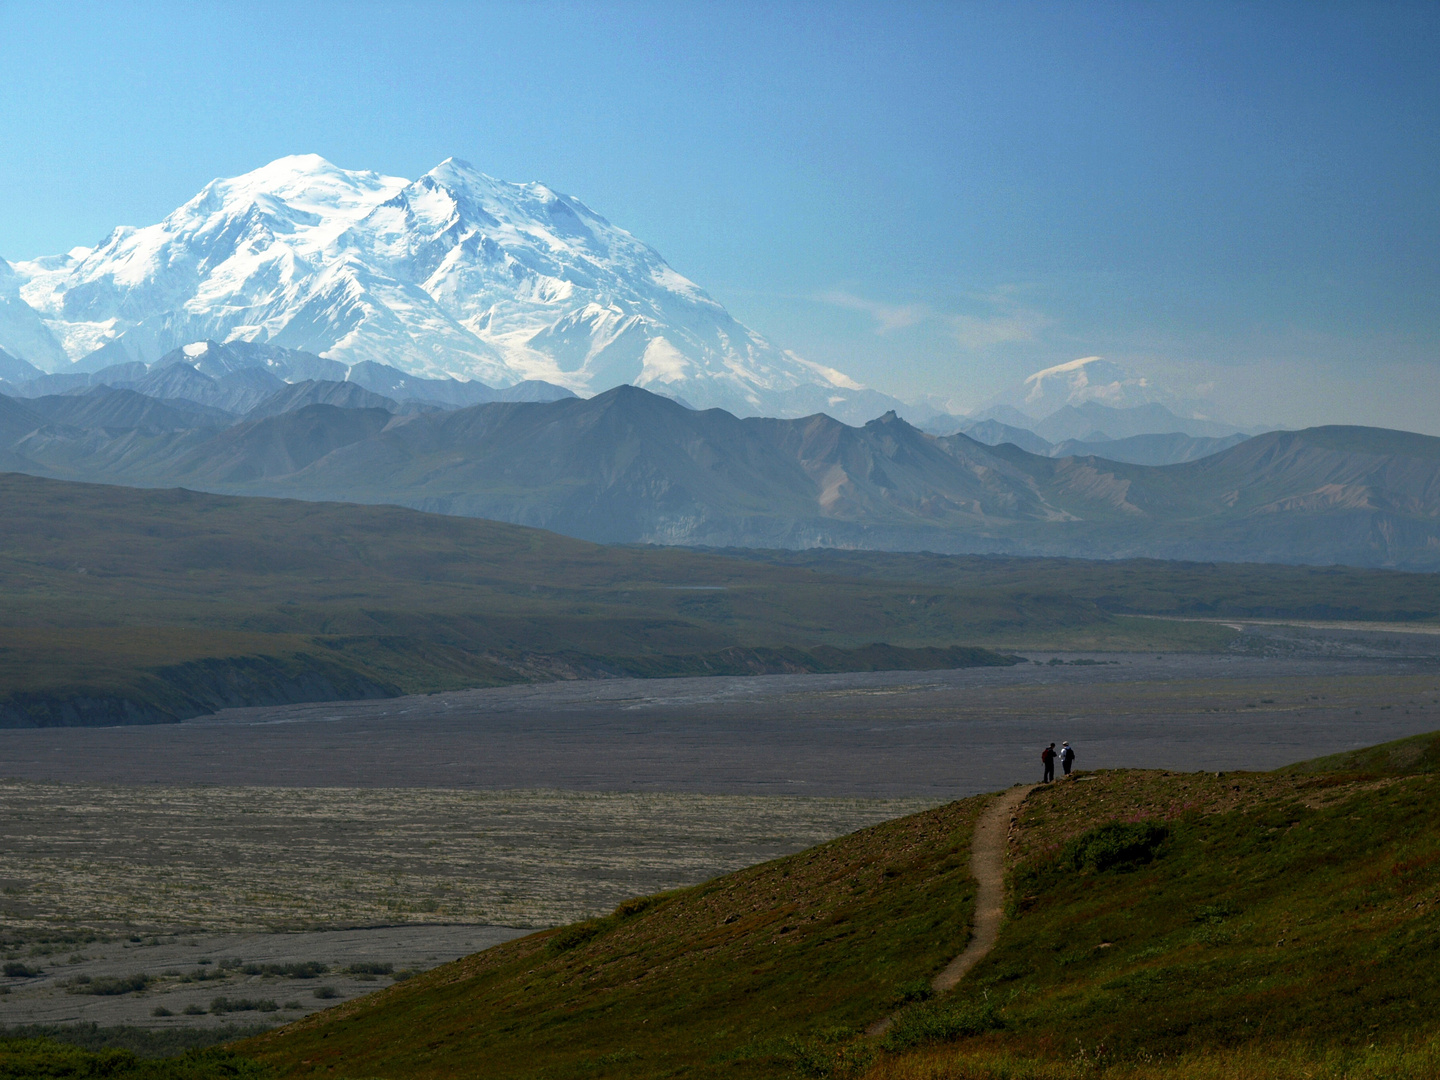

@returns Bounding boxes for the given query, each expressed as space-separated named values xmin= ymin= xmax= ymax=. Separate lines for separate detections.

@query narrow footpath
xmin=870 ymin=783 xmax=1036 ymax=1035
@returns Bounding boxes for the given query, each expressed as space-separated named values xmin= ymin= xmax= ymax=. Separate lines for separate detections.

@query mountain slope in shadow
xmin=3 ymin=385 xmax=1438 ymax=567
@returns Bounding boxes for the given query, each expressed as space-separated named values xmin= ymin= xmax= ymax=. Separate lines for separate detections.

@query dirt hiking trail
xmin=869 ymin=783 xmax=1036 ymax=1036
xmin=933 ymin=783 xmax=1035 ymax=991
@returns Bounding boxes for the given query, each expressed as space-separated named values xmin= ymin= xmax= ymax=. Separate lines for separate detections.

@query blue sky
xmin=2 ymin=1 xmax=1437 ymax=430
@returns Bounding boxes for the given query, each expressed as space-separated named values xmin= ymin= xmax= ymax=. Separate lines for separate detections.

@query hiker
xmin=1041 ymin=742 xmax=1056 ymax=783
xmin=1060 ymin=741 xmax=1075 ymax=777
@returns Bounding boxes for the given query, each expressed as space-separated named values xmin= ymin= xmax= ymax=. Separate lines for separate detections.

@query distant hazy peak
xmin=1023 ymin=355 xmax=1111 ymax=385
xmin=1022 ymin=356 xmax=1153 ymax=409
xmin=973 ymin=354 xmax=1256 ymax=435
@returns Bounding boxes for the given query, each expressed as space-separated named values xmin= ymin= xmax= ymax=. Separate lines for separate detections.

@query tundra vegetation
xmin=4 ymin=473 xmax=1440 ymax=726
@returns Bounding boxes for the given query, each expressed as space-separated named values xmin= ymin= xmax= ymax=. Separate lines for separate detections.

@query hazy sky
xmin=2 ymin=1 xmax=1437 ymax=431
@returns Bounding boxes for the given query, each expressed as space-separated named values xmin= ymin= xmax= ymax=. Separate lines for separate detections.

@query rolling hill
xmin=5 ymin=471 xmax=1440 ymax=725
xmin=229 ymin=730 xmax=1440 ymax=1079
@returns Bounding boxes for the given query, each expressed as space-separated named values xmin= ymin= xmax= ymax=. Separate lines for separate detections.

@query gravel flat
xmin=0 ymin=925 xmax=524 ymax=1031
xmin=1 ymin=642 xmax=1436 ymax=797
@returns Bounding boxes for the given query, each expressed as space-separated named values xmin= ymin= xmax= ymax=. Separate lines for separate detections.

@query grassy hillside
xmin=0 ymin=1040 xmax=262 ymax=1079
xmin=868 ymin=740 xmax=1440 ymax=1079
xmin=241 ymin=797 xmax=988 ymax=1079
xmin=725 ymin=548 xmax=1440 ymax=622
xmin=1282 ymin=727 xmax=1440 ymax=776
xmin=231 ymin=731 xmax=1440 ymax=1080
xmin=5 ymin=470 xmax=1440 ymax=722
xmin=2 ymin=472 xmax=1042 ymax=723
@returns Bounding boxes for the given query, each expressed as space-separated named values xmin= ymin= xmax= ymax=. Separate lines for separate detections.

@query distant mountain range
xmin=0 ymin=155 xmax=916 ymax=424
xmin=1 ymin=377 xmax=1436 ymax=569
xmin=912 ymin=357 xmax=1262 ymax=455
xmin=2 ymin=157 xmax=1275 ymax=438
xmin=0 ymin=338 xmax=575 ymax=412
xmin=950 ymin=406 xmax=1252 ymax=466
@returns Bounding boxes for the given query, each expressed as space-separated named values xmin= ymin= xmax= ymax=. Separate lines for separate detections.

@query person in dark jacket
xmin=1041 ymin=742 xmax=1056 ymax=783
xmin=1060 ymin=741 xmax=1075 ymax=777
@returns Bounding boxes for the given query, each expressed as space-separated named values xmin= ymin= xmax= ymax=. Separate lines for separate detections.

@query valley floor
xmin=1 ymin=646 xmax=1436 ymax=795
xmin=1 ymin=632 xmax=1436 ymax=1065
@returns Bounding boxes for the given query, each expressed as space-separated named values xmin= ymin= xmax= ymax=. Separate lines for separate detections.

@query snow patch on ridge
xmin=637 ymin=337 xmax=692 ymax=386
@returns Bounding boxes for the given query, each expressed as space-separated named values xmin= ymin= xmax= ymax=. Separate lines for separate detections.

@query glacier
xmin=2 ymin=154 xmax=901 ymax=421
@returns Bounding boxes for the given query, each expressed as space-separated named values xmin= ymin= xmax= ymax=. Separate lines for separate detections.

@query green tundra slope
xmin=241 ymin=796 xmax=989 ymax=1079
xmin=5 ymin=469 xmax=1440 ymax=725
xmin=230 ymin=731 xmax=1440 ymax=1080
xmin=869 ymin=737 xmax=1440 ymax=1080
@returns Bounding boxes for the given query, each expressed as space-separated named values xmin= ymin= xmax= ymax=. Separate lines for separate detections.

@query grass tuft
xmin=882 ymin=999 xmax=1003 ymax=1052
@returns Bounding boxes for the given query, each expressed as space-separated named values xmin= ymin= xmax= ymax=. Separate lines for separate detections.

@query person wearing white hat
xmin=1060 ymin=741 xmax=1075 ymax=777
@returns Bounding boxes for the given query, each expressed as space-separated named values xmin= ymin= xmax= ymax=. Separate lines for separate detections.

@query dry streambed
xmin=0 ymin=784 xmax=931 ymax=933
xmin=0 ymin=925 xmax=525 ymax=1030
xmin=0 ymin=784 xmax=929 ymax=1031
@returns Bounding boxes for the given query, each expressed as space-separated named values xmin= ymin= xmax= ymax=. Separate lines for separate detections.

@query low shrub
xmin=892 ymin=979 xmax=934 ymax=1005
xmin=547 ymin=919 xmax=605 ymax=953
xmin=782 ymin=1027 xmax=876 ymax=1079
xmin=208 ymin=997 xmax=278 ymax=1015
xmin=614 ymin=896 xmax=658 ymax=918
xmin=1063 ymin=820 xmax=1170 ymax=873
xmin=240 ymin=961 xmax=327 ymax=979
xmin=882 ymin=997 xmax=1002 ymax=1052
xmin=0 ymin=1022 xmax=270 ymax=1058
xmin=0 ymin=1036 xmax=268 ymax=1078
xmin=341 ymin=962 xmax=391 ymax=976
xmin=312 ymin=986 xmax=337 ymax=1000
xmin=1 ymin=963 xmax=39 ymax=978
xmin=66 ymin=973 xmax=151 ymax=996
xmin=179 ymin=967 xmax=227 ymax=983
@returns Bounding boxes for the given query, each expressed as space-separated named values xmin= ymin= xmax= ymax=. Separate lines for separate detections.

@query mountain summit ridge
xmin=4 ymin=155 xmax=883 ymax=420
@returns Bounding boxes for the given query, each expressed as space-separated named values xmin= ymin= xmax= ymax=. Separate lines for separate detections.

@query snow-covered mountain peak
xmin=0 ymin=155 xmax=899 ymax=420
xmin=969 ymin=355 xmax=1241 ymax=433
xmin=189 ymin=154 xmax=406 ymax=218
xmin=1022 ymin=356 xmax=1151 ymax=411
